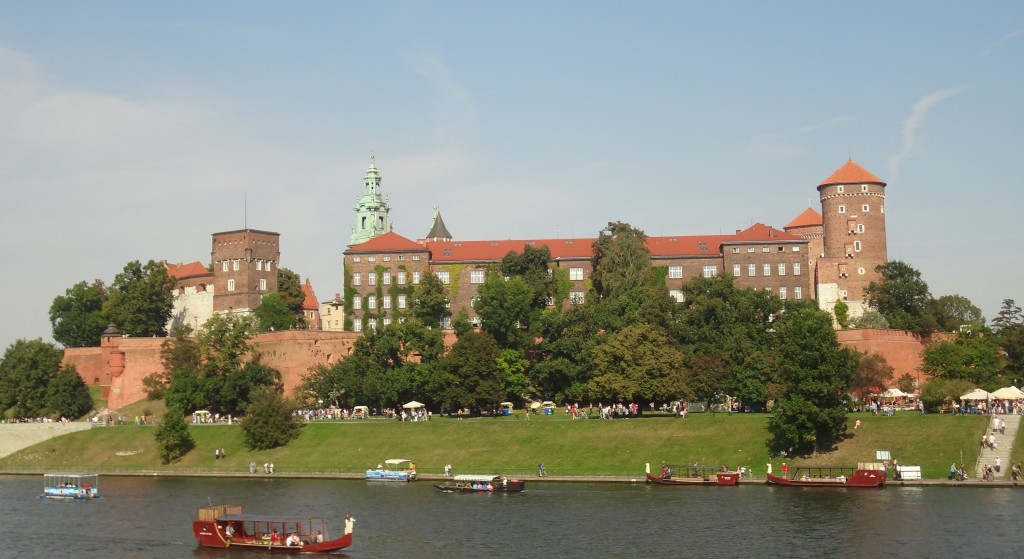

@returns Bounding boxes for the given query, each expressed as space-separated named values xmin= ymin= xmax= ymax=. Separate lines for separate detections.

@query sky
xmin=1 ymin=1 xmax=1022 ymax=351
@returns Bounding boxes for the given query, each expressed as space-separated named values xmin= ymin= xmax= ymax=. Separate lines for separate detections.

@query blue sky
xmin=1 ymin=1 xmax=1022 ymax=350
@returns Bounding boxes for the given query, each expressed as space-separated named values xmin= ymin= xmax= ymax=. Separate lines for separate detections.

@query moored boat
xmin=192 ymin=504 xmax=354 ymax=552
xmin=645 ymin=462 xmax=740 ymax=486
xmin=365 ymin=458 xmax=417 ymax=482
xmin=434 ymin=474 xmax=525 ymax=493
xmin=765 ymin=463 xmax=887 ymax=487
xmin=40 ymin=473 xmax=100 ymax=500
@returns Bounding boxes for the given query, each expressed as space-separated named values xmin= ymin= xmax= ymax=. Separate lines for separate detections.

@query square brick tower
xmin=211 ymin=229 xmax=280 ymax=314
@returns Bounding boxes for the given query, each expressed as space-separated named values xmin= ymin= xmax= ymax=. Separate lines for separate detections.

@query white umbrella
xmin=402 ymin=401 xmax=425 ymax=409
xmin=881 ymin=388 xmax=907 ymax=398
xmin=960 ymin=388 xmax=990 ymax=401
xmin=991 ymin=386 xmax=1024 ymax=400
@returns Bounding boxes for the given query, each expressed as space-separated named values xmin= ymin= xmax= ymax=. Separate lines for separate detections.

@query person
xmin=537 ymin=463 xmax=546 ymax=477
xmin=949 ymin=463 xmax=957 ymax=480
xmin=220 ymin=447 xmax=226 ymax=460
xmin=225 ymin=523 xmax=235 ymax=539
xmin=854 ymin=419 xmax=862 ymax=430
xmin=1013 ymin=463 xmax=1022 ymax=481
xmin=264 ymin=462 xmax=270 ymax=473
xmin=286 ymin=533 xmax=300 ymax=546
xmin=215 ymin=447 xmax=220 ymax=460
xmin=344 ymin=514 xmax=356 ymax=536
xmin=781 ymin=462 xmax=787 ymax=475
xmin=271 ymin=530 xmax=280 ymax=544
xmin=250 ymin=461 xmax=257 ymax=474
xmin=766 ymin=463 xmax=773 ymax=475
xmin=269 ymin=462 xmax=275 ymax=474
xmin=995 ymin=456 xmax=1002 ymax=473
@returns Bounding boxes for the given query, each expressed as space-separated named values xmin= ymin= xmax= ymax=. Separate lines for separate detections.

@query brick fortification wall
xmin=837 ymin=328 xmax=950 ymax=383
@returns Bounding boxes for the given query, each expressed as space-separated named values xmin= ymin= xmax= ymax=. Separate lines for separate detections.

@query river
xmin=1 ymin=475 xmax=1021 ymax=558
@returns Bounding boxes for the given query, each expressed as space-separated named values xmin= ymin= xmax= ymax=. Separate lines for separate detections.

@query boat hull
xmin=365 ymin=470 xmax=415 ymax=482
xmin=766 ymin=469 xmax=886 ymax=488
xmin=193 ymin=521 xmax=352 ymax=552
xmin=645 ymin=472 xmax=740 ymax=486
xmin=434 ymin=480 xmax=525 ymax=493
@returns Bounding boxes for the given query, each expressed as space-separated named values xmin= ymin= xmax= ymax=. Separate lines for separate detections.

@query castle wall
xmin=836 ymin=328 xmax=951 ymax=386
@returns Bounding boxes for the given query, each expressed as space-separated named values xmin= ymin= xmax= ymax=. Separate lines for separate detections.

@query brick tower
xmin=815 ymin=160 xmax=887 ymax=319
xmin=211 ymin=229 xmax=280 ymax=314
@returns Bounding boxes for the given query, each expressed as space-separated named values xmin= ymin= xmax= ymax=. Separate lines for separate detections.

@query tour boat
xmin=645 ymin=463 xmax=741 ymax=486
xmin=40 ymin=472 xmax=100 ymax=500
xmin=365 ymin=458 xmax=417 ymax=482
xmin=765 ymin=464 xmax=887 ymax=487
xmin=434 ymin=474 xmax=525 ymax=493
xmin=192 ymin=504 xmax=354 ymax=552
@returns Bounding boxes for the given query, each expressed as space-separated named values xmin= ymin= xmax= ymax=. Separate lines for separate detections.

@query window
xmin=779 ymin=287 xmax=787 ymax=300
xmin=353 ymin=256 xmax=361 ymax=263
xmin=669 ymin=289 xmax=685 ymax=303
xmin=352 ymin=272 xmax=361 ymax=286
xmin=368 ymin=272 xmax=376 ymax=286
xmin=470 ymin=270 xmax=485 ymax=284
xmin=570 ymin=267 xmax=584 ymax=281
xmin=858 ymin=267 xmax=866 ymax=275
xmin=368 ymin=256 xmax=376 ymax=263
xmin=778 ymin=263 xmax=786 ymax=276
xmin=854 ymin=241 xmax=862 ymax=252
xmin=733 ymin=264 xmax=741 ymax=277
xmin=383 ymin=317 xmax=392 ymax=327
xmin=436 ymin=270 xmax=450 ymax=284
xmin=570 ymin=291 xmax=585 ymax=304
xmin=382 ymin=295 xmax=391 ymax=309
xmin=862 ymin=204 xmax=870 ymax=212
xmin=353 ymin=318 xmax=362 ymax=332
xmin=352 ymin=297 xmax=361 ymax=310
xmin=259 ymin=278 xmax=267 ymax=291
xmin=668 ymin=266 xmax=683 ymax=279
xmin=794 ymin=287 xmax=802 ymax=300
xmin=222 ymin=261 xmax=228 ymax=272
xmin=838 ymin=185 xmax=845 ymax=193
xmin=732 ymin=247 xmax=740 ymax=254
xmin=747 ymin=247 xmax=755 ymax=253
xmin=227 ymin=279 xmax=235 ymax=291
xmin=368 ymin=318 xmax=377 ymax=330
xmin=233 ymin=260 xmax=239 ymax=271
xmin=398 ymin=255 xmax=406 ymax=261
xmin=398 ymin=294 xmax=407 ymax=309
xmin=257 ymin=260 xmax=262 ymax=271
xmin=397 ymin=271 xmax=407 ymax=285
xmin=861 ymin=185 xmax=869 ymax=192
xmin=367 ymin=295 xmax=377 ymax=310
xmin=382 ymin=271 xmax=391 ymax=285
xmin=857 ymin=224 xmax=865 ymax=234
xmin=412 ymin=255 xmax=420 ymax=261
xmin=412 ymin=271 xmax=421 ymax=284
xmin=383 ymin=255 xmax=391 ymax=262
xmin=793 ymin=262 xmax=801 ymax=276
xmin=838 ymin=205 xmax=846 ymax=214
xmin=545 ymin=296 xmax=554 ymax=306
xmin=471 ymin=295 xmax=480 ymax=308
xmin=266 ymin=261 xmax=272 ymax=271
xmin=763 ymin=263 xmax=771 ymax=276
xmin=762 ymin=247 xmax=770 ymax=253
xmin=748 ymin=263 xmax=756 ymax=277
xmin=792 ymin=246 xmax=801 ymax=252
xmin=440 ymin=316 xmax=452 ymax=329
xmin=702 ymin=265 xmax=718 ymax=278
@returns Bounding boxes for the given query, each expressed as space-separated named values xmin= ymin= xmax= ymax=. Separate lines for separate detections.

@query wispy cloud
xmin=984 ymin=28 xmax=1024 ymax=55
xmin=887 ymin=87 xmax=964 ymax=179
xmin=800 ymin=116 xmax=854 ymax=134
xmin=408 ymin=51 xmax=476 ymax=141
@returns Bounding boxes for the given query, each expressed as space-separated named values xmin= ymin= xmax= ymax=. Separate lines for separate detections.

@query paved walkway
xmin=975 ymin=413 xmax=1020 ymax=480
xmin=0 ymin=423 xmax=92 ymax=459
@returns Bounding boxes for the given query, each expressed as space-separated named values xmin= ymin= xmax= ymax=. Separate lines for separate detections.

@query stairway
xmin=975 ymin=414 xmax=1020 ymax=480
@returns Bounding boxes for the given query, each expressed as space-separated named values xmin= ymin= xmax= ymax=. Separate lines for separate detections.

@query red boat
xmin=192 ymin=504 xmax=354 ymax=552
xmin=765 ymin=465 xmax=887 ymax=488
xmin=645 ymin=462 xmax=741 ymax=486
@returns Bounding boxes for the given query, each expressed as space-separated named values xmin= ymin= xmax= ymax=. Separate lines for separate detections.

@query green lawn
xmin=0 ymin=411 xmax=988 ymax=480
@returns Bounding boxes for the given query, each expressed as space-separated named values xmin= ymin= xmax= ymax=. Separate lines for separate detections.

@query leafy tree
xmin=49 ymin=280 xmax=108 ymax=347
xmin=921 ymin=329 xmax=1006 ymax=388
xmin=589 ymin=323 xmax=686 ymax=404
xmin=919 ymin=377 xmax=974 ymax=413
xmin=197 ymin=314 xmax=255 ymax=376
xmin=411 ymin=272 xmax=451 ymax=327
xmin=239 ymin=386 xmax=302 ymax=450
xmin=850 ymin=310 xmax=890 ymax=329
xmin=767 ymin=303 xmax=857 ymax=455
xmin=497 ymin=349 xmax=532 ymax=403
xmin=104 ymin=260 xmax=176 ymax=337
xmin=277 ymin=268 xmax=307 ymax=327
xmin=45 ymin=365 xmax=93 ymax=419
xmin=591 ymin=222 xmax=652 ymax=301
xmin=682 ymin=354 xmax=726 ymax=413
xmin=254 ymin=293 xmax=295 ymax=332
xmin=500 ymin=245 xmax=559 ymax=311
xmin=896 ymin=373 xmax=917 ymax=394
xmin=991 ymin=299 xmax=1023 ymax=333
xmin=439 ymin=330 xmax=504 ymax=412
xmin=155 ymin=406 xmax=195 ymax=464
xmin=534 ymin=306 xmax=601 ymax=402
xmin=164 ymin=364 xmax=206 ymax=414
xmin=0 ymin=339 xmax=65 ymax=418
xmin=928 ymin=295 xmax=984 ymax=332
xmin=144 ymin=325 xmax=200 ymax=399
xmin=207 ymin=358 xmax=283 ymax=417
xmin=475 ymin=272 xmax=535 ymax=348
xmin=864 ymin=260 xmax=933 ymax=333
xmin=832 ymin=300 xmax=850 ymax=329
xmin=849 ymin=352 xmax=894 ymax=400
xmin=452 ymin=308 xmax=474 ymax=337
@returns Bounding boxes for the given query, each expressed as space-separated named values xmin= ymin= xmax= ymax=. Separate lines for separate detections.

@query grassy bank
xmin=0 ymin=412 xmax=987 ymax=480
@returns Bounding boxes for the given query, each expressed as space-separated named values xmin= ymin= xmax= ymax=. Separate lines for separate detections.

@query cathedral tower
xmin=350 ymin=155 xmax=392 ymax=246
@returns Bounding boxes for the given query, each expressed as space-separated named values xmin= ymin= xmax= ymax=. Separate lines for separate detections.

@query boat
xmin=434 ymin=474 xmax=525 ymax=493
xmin=365 ymin=458 xmax=417 ymax=482
xmin=645 ymin=462 xmax=740 ymax=486
xmin=192 ymin=503 xmax=354 ymax=552
xmin=765 ymin=463 xmax=887 ymax=487
xmin=40 ymin=472 xmax=100 ymax=500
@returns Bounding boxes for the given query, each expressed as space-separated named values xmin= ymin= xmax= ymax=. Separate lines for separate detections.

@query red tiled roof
xmin=345 ymin=231 xmax=425 ymax=253
xmin=301 ymin=278 xmax=319 ymax=311
xmin=818 ymin=160 xmax=885 ymax=188
xmin=164 ymin=261 xmax=210 ymax=280
xmin=784 ymin=207 xmax=823 ymax=229
xmin=729 ymin=223 xmax=801 ymax=242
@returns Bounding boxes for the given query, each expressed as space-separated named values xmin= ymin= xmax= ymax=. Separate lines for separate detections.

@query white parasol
xmin=960 ymin=388 xmax=991 ymax=401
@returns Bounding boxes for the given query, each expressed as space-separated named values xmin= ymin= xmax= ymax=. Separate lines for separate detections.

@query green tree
xmin=277 ymin=268 xmax=307 ymax=327
xmin=534 ymin=306 xmax=601 ymax=402
xmin=589 ymin=323 xmax=685 ymax=404
xmin=144 ymin=325 xmax=200 ymax=399
xmin=0 ymin=339 xmax=65 ymax=418
xmin=921 ymin=329 xmax=1006 ymax=388
xmin=254 ymin=293 xmax=295 ymax=332
xmin=154 ymin=406 xmax=195 ymax=464
xmin=767 ymin=303 xmax=857 ymax=455
xmin=919 ymin=377 xmax=974 ymax=413
xmin=833 ymin=300 xmax=850 ymax=329
xmin=164 ymin=364 xmax=206 ymax=413
xmin=45 ymin=365 xmax=93 ymax=419
xmin=197 ymin=314 xmax=255 ymax=376
xmin=501 ymin=244 xmax=559 ymax=311
xmin=991 ymin=299 xmax=1023 ymax=333
xmin=864 ymin=260 xmax=934 ymax=333
xmin=475 ymin=272 xmax=535 ymax=348
xmin=497 ymin=349 xmax=532 ymax=402
xmin=104 ymin=260 xmax=176 ymax=337
xmin=849 ymin=352 xmax=894 ymax=400
xmin=49 ymin=280 xmax=108 ymax=348
xmin=411 ymin=272 xmax=451 ymax=327
xmin=850 ymin=310 xmax=890 ymax=329
xmin=928 ymin=295 xmax=984 ymax=332
xmin=239 ymin=386 xmax=302 ymax=450
xmin=207 ymin=358 xmax=283 ymax=417
xmin=591 ymin=221 xmax=652 ymax=301
xmin=896 ymin=373 xmax=917 ymax=394
xmin=439 ymin=330 xmax=504 ymax=412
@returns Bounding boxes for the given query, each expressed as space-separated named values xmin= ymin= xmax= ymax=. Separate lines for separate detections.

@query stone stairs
xmin=975 ymin=413 xmax=1020 ymax=480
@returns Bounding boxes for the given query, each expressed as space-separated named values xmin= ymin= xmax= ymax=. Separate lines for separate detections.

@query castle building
xmin=339 ymin=157 xmax=885 ymax=331
xmin=350 ymin=155 xmax=393 ymax=245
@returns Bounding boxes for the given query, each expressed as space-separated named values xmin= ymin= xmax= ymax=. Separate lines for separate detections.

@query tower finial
xmin=370 ymin=148 xmax=375 ymax=163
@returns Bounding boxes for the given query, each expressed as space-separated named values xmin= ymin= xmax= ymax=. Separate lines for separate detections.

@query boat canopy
xmin=453 ymin=474 xmax=502 ymax=483
xmin=385 ymin=458 xmax=412 ymax=466
xmin=218 ymin=513 xmax=324 ymax=524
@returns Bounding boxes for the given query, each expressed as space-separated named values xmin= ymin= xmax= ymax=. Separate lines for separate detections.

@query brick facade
xmin=211 ymin=229 xmax=280 ymax=314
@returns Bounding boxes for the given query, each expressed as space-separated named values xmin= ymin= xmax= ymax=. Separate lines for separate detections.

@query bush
xmin=239 ymin=387 xmax=302 ymax=450
xmin=155 ymin=407 xmax=195 ymax=464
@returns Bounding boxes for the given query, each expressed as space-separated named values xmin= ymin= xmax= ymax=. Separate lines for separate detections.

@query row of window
xmin=225 ymin=279 xmax=267 ymax=292
xmin=838 ymin=204 xmax=882 ymax=214
xmin=837 ymin=184 xmax=873 ymax=193
xmin=351 ymin=254 xmax=421 ymax=263
xmin=352 ymin=270 xmax=422 ymax=286
xmin=352 ymin=315 xmax=451 ymax=332
xmin=351 ymin=294 xmax=408 ymax=310
xmin=730 ymin=262 xmax=802 ymax=277
xmin=220 ymin=259 xmax=274 ymax=272
xmin=730 ymin=246 xmax=802 ymax=254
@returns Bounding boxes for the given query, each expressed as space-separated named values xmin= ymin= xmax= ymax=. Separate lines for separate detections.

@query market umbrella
xmin=991 ymin=386 xmax=1024 ymax=400
xmin=402 ymin=401 xmax=425 ymax=409
xmin=881 ymin=388 xmax=908 ymax=398
xmin=960 ymin=388 xmax=990 ymax=401
xmin=530 ymin=402 xmax=542 ymax=409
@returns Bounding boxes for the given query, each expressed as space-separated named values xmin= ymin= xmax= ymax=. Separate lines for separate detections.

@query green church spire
xmin=350 ymin=152 xmax=392 ymax=245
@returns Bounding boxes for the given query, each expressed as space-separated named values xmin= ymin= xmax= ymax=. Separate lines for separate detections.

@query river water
xmin=1 ymin=474 xmax=1021 ymax=559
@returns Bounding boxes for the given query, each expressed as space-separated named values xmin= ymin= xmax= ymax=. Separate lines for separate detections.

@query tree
xmin=475 ymin=272 xmax=535 ymax=348
xmin=591 ymin=222 xmax=652 ymax=301
xmin=144 ymin=325 xmax=200 ymax=399
xmin=992 ymin=299 xmax=1023 ymax=332
xmin=438 ymin=330 xmax=504 ymax=412
xmin=589 ymin=323 xmax=686 ymax=404
xmin=164 ymin=364 xmax=206 ymax=414
xmin=919 ymin=378 xmax=974 ymax=413
xmin=534 ymin=306 xmax=601 ymax=402
xmin=255 ymin=293 xmax=295 ymax=332
xmin=850 ymin=310 xmax=890 ymax=329
xmin=928 ymin=295 xmax=984 ymax=332
xmin=104 ymin=260 xmax=176 ymax=337
xmin=864 ymin=260 xmax=933 ymax=333
xmin=277 ymin=268 xmax=307 ymax=327
xmin=239 ymin=386 xmax=302 ymax=450
xmin=207 ymin=358 xmax=283 ymax=417
xmin=45 ymin=365 xmax=93 ymax=419
xmin=832 ymin=300 xmax=850 ymax=329
xmin=896 ymin=373 xmax=916 ymax=394
xmin=154 ymin=406 xmax=195 ymax=464
xmin=921 ymin=329 xmax=1006 ymax=388
xmin=49 ymin=280 xmax=108 ymax=348
xmin=849 ymin=352 xmax=894 ymax=400
xmin=197 ymin=314 xmax=255 ymax=376
xmin=0 ymin=339 xmax=65 ymax=418
xmin=410 ymin=272 xmax=451 ymax=327
xmin=497 ymin=349 xmax=532 ymax=403
xmin=767 ymin=303 xmax=858 ymax=455
xmin=501 ymin=244 xmax=559 ymax=311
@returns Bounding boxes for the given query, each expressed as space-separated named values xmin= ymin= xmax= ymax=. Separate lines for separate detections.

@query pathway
xmin=975 ymin=413 xmax=1020 ymax=480
xmin=0 ymin=422 xmax=92 ymax=459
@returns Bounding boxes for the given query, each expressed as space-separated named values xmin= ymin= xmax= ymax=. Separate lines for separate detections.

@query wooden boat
xmin=765 ymin=464 xmax=887 ymax=488
xmin=192 ymin=504 xmax=354 ymax=552
xmin=365 ymin=458 xmax=417 ymax=482
xmin=434 ymin=474 xmax=525 ymax=493
xmin=40 ymin=472 xmax=100 ymax=500
xmin=645 ymin=462 xmax=740 ymax=486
